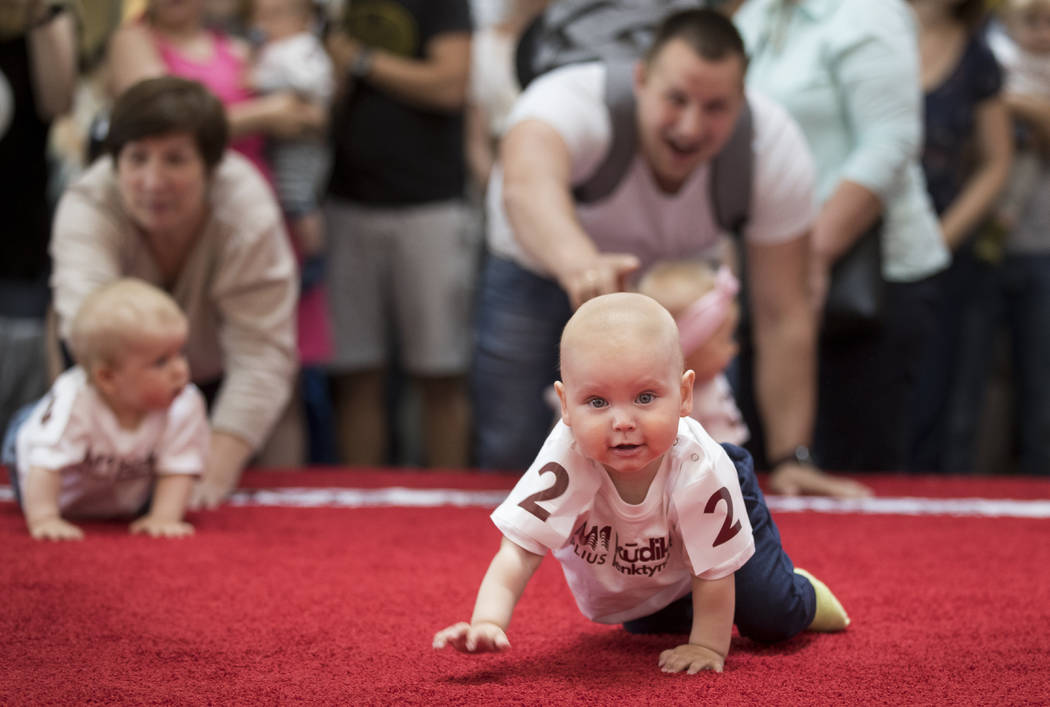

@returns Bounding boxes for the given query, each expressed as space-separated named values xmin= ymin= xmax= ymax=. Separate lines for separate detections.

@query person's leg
xmin=909 ymin=266 xmax=955 ymax=472
xmin=254 ymin=378 xmax=306 ymax=468
xmin=301 ymin=366 xmax=339 ymax=465
xmin=418 ymin=374 xmax=471 ymax=468
xmin=1003 ymin=254 xmax=1050 ymax=476
xmin=725 ymin=443 xmax=817 ymax=643
xmin=942 ymin=256 xmax=1003 ymax=474
xmin=472 ymin=257 xmax=573 ymax=471
xmin=2 ymin=400 xmax=40 ymax=508
xmin=622 ymin=594 xmax=693 ymax=635
xmin=0 ymin=315 xmax=49 ymax=438
xmin=815 ymin=278 xmax=937 ymax=472
xmin=334 ymin=369 xmax=388 ymax=466
xmin=388 ymin=201 xmax=479 ymax=469
xmin=325 ymin=199 xmax=392 ymax=466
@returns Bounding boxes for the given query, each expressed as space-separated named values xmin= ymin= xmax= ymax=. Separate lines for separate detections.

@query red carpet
xmin=1 ymin=469 xmax=1048 ymax=705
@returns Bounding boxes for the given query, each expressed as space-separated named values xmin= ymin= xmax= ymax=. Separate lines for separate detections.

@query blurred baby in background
xmin=637 ymin=260 xmax=749 ymax=446
xmin=2 ymin=279 xmax=209 ymax=541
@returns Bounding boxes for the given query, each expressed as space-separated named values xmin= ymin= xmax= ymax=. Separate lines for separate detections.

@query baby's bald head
xmin=560 ymin=292 xmax=684 ymax=379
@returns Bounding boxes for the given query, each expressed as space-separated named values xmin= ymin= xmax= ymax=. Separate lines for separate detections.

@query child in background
xmin=2 ymin=279 xmax=209 ymax=541
xmin=433 ymin=293 xmax=849 ymax=674
xmin=988 ymin=0 xmax=1050 ymax=233
xmin=249 ymin=0 xmax=333 ymax=278
xmin=637 ymin=260 xmax=748 ymax=445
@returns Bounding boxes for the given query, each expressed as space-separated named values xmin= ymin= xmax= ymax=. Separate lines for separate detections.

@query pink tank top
xmin=153 ymin=29 xmax=270 ymax=180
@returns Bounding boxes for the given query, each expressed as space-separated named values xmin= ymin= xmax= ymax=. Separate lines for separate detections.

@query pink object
xmin=676 ymin=265 xmax=739 ymax=355
xmin=153 ymin=29 xmax=271 ymax=182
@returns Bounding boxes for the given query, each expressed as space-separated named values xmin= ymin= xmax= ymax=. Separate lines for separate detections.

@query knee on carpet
xmin=735 ymin=619 xmax=804 ymax=644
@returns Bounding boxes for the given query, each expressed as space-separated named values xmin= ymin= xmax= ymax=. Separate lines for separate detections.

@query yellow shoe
xmin=795 ymin=568 xmax=851 ymax=632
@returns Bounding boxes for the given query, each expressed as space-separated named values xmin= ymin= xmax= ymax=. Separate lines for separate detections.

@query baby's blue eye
xmin=587 ymin=398 xmax=608 ymax=409
xmin=637 ymin=392 xmax=655 ymax=404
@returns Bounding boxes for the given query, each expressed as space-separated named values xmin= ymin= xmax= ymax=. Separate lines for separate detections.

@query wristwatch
xmin=350 ymin=47 xmax=375 ymax=80
xmin=769 ymin=445 xmax=814 ymax=469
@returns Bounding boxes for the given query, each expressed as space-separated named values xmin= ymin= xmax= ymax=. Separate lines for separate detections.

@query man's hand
xmin=129 ymin=516 xmax=194 ymax=538
xmin=560 ymin=253 xmax=640 ymax=310
xmin=28 ymin=516 xmax=83 ymax=541
xmin=326 ymin=31 xmax=363 ymax=82
xmin=432 ymin=621 xmax=510 ymax=653
xmin=658 ymin=643 xmax=725 ymax=674
xmin=769 ymin=462 xmax=873 ymax=499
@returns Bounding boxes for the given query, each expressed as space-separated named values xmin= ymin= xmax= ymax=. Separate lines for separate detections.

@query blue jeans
xmin=2 ymin=401 xmax=36 ymax=507
xmin=623 ymin=444 xmax=816 ymax=643
xmin=945 ymin=253 xmax=1050 ymax=475
xmin=471 ymin=256 xmax=573 ymax=471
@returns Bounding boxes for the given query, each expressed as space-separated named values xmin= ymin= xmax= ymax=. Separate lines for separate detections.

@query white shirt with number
xmin=14 ymin=367 xmax=210 ymax=518
xmin=491 ymin=416 xmax=755 ymax=624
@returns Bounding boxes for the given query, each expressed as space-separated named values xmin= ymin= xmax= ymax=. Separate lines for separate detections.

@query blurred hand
xmin=768 ymin=462 xmax=873 ymax=499
xmin=260 ymin=92 xmax=323 ymax=139
xmin=29 ymin=516 xmax=83 ymax=541
xmin=325 ymin=31 xmax=363 ymax=80
xmin=130 ymin=516 xmax=195 ymax=538
xmin=560 ymin=253 xmax=640 ymax=310
xmin=187 ymin=477 xmax=234 ymax=510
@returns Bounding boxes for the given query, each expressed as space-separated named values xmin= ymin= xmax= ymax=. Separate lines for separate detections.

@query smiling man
xmin=472 ymin=8 xmax=864 ymax=498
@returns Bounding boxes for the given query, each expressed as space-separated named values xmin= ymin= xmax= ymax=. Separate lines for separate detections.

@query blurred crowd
xmin=1 ymin=0 xmax=1047 ymax=504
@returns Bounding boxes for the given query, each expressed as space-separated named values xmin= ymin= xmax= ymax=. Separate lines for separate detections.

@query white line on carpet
xmin=227 ymin=487 xmax=1050 ymax=518
xmin=2 ymin=485 xmax=1048 ymax=518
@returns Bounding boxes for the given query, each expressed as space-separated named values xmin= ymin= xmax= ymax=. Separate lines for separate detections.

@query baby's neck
xmin=94 ymin=386 xmax=148 ymax=431
xmin=603 ymin=457 xmax=663 ymax=505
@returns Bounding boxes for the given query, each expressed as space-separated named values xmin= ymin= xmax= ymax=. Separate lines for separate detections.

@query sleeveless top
xmin=152 ymin=29 xmax=270 ymax=181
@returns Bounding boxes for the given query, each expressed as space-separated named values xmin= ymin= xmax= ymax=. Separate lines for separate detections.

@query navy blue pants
xmin=623 ymin=443 xmax=816 ymax=643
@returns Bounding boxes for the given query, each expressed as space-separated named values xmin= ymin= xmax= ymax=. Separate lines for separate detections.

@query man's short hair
xmin=645 ymin=8 xmax=747 ymax=67
xmin=106 ymin=76 xmax=229 ymax=171
xmin=69 ymin=278 xmax=188 ymax=371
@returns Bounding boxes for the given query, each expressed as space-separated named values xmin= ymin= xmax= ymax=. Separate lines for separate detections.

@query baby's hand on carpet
xmin=432 ymin=621 xmax=510 ymax=653
xmin=658 ymin=644 xmax=725 ymax=674
xmin=29 ymin=517 xmax=84 ymax=541
xmin=130 ymin=516 xmax=195 ymax=538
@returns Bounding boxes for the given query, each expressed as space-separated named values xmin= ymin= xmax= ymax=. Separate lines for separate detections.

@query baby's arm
xmin=22 ymin=466 xmax=82 ymax=541
xmin=433 ymin=536 xmax=543 ymax=653
xmin=659 ymin=573 xmax=735 ymax=674
xmin=130 ymin=474 xmax=195 ymax=538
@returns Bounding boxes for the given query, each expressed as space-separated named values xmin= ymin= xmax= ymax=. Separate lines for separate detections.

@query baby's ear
xmin=90 ymin=363 xmax=117 ymax=397
xmin=553 ymin=381 xmax=571 ymax=426
xmin=679 ymin=370 xmax=695 ymax=417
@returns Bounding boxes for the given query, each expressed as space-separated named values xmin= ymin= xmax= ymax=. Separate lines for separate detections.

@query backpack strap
xmin=573 ymin=59 xmax=638 ymax=204
xmin=709 ymin=99 xmax=753 ymax=238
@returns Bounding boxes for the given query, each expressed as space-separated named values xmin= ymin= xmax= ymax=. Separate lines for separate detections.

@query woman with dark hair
xmin=910 ymin=0 xmax=1012 ymax=471
xmin=49 ymin=76 xmax=299 ymax=509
